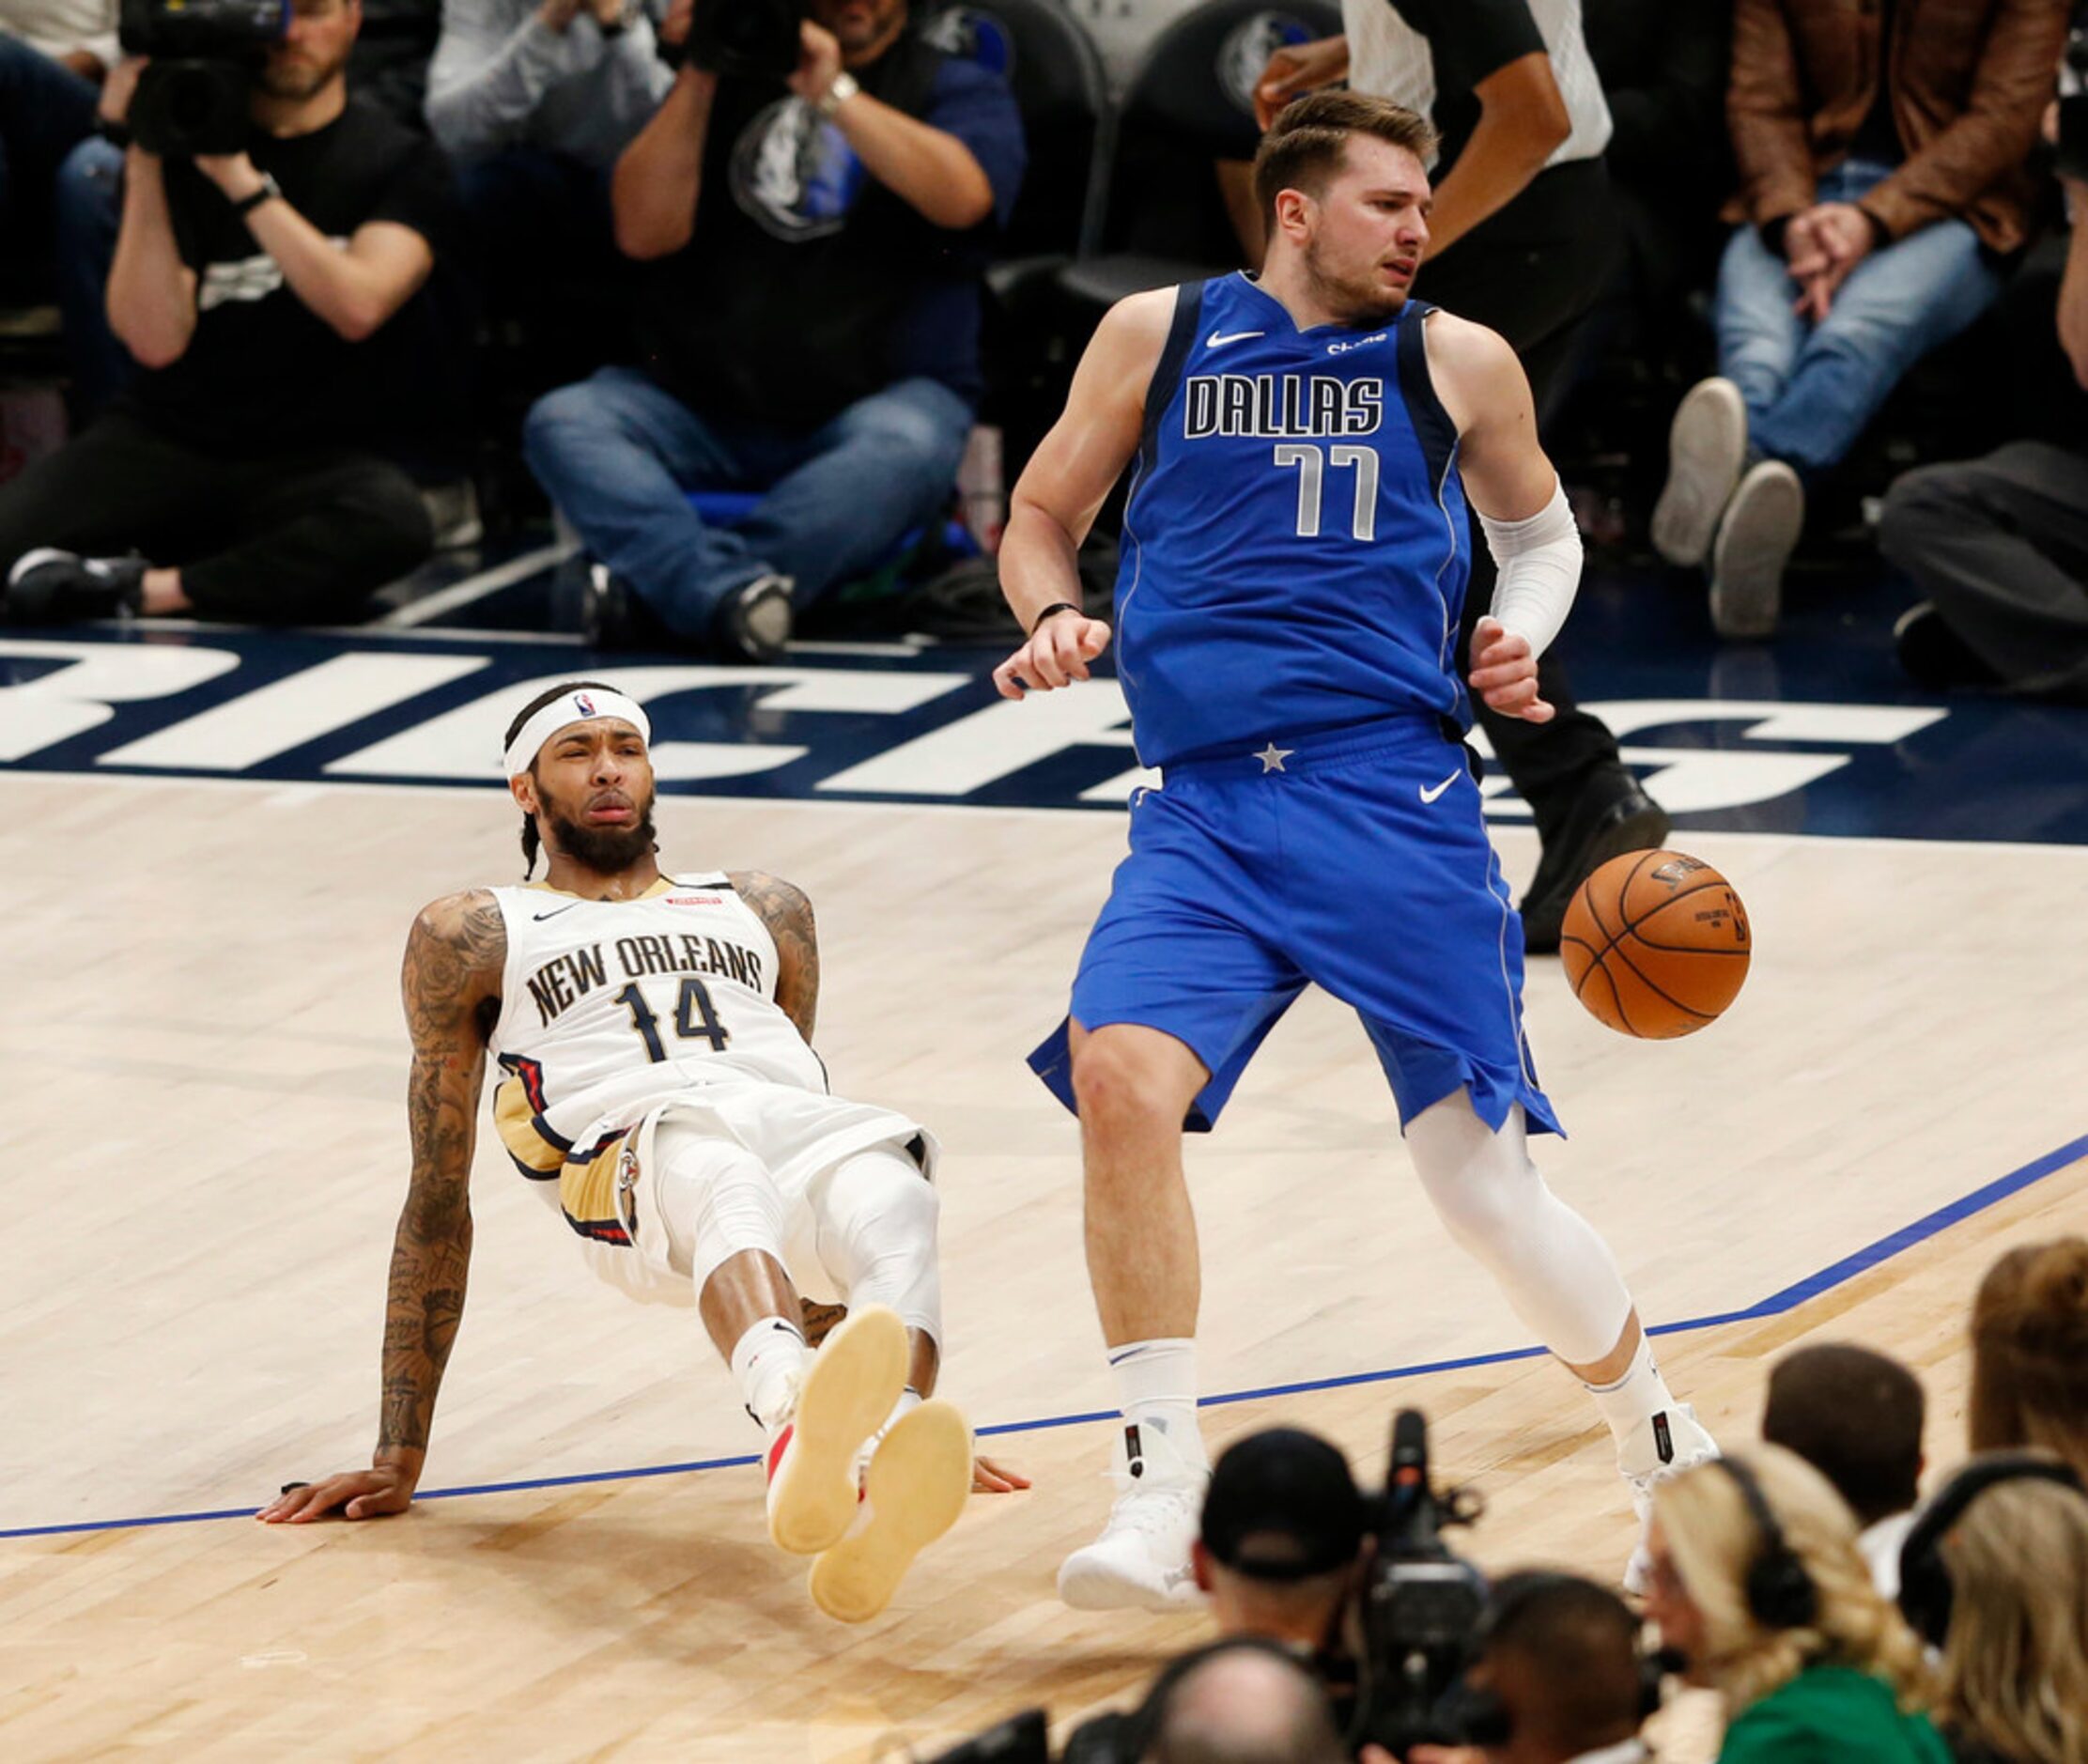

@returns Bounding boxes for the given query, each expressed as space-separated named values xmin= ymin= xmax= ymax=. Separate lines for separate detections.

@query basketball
xmin=1560 ymin=850 xmax=1752 ymax=1039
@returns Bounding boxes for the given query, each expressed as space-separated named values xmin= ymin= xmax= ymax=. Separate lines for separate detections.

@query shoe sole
xmin=1709 ymin=464 xmax=1803 ymax=641
xmin=1057 ymin=1549 xmax=1203 ymax=1613
xmin=806 ymin=1399 xmax=972 ymax=1623
xmin=767 ymin=1305 xmax=908 ymax=1556
xmin=1650 ymin=380 xmax=1747 ymax=567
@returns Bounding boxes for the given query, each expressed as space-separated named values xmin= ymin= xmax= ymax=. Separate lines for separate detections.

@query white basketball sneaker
xmin=1058 ymin=1422 xmax=1209 ymax=1613
xmin=1619 ymin=1401 xmax=1721 ymax=1594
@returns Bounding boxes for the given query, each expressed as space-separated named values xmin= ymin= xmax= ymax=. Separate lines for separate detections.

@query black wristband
xmin=232 ymin=174 xmax=282 ymax=217
xmin=1029 ymin=601 xmax=1081 ymax=634
xmin=96 ymin=116 xmax=132 ymax=149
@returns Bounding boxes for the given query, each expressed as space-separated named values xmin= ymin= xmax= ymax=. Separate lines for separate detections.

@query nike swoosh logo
xmin=533 ymin=903 xmax=581 ymax=920
xmin=1419 ymin=770 xmax=1462 ymax=804
xmin=1204 ymin=329 xmax=1263 ymax=349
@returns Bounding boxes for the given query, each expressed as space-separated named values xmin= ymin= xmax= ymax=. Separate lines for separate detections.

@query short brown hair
xmin=1763 ymin=1343 xmax=1926 ymax=1526
xmin=1252 ymin=90 xmax=1437 ymax=230
xmin=1970 ymin=1237 xmax=2088 ymax=1480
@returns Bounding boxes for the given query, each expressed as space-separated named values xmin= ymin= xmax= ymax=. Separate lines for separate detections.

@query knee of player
xmin=1070 ymin=1036 xmax=1183 ymax=1133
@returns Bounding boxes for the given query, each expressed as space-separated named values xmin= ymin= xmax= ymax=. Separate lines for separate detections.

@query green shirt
xmin=1718 ymin=1664 xmax=1952 ymax=1764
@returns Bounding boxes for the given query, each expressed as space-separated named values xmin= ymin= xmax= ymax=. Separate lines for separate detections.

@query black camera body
xmin=120 ymin=0 xmax=286 ymax=157
xmin=2062 ymin=5 xmax=2088 ymax=184
xmin=1349 ymin=1410 xmax=1493 ymax=1759
xmin=680 ymin=0 xmax=803 ymax=80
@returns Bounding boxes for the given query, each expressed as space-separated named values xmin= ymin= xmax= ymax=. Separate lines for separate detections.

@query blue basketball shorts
xmin=1029 ymin=716 xmax=1562 ymax=1137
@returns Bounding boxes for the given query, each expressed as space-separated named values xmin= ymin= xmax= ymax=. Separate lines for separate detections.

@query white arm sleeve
xmin=1477 ymin=479 xmax=1582 ymax=660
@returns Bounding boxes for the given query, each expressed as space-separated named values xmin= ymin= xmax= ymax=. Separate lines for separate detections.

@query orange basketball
xmin=1559 ymin=849 xmax=1752 ymax=1039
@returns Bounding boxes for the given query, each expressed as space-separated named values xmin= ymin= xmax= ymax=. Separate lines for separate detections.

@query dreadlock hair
xmin=503 ymin=679 xmax=619 ymax=879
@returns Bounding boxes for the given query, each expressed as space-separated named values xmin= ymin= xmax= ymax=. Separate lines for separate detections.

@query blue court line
xmin=8 ymin=1129 xmax=2083 ymax=1544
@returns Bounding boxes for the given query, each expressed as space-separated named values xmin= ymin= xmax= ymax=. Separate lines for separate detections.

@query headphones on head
xmin=1446 ymin=1571 xmax=1665 ymax=1749
xmin=1895 ymin=1453 xmax=2086 ymax=1648
xmin=1712 ymin=1457 xmax=1821 ymax=1632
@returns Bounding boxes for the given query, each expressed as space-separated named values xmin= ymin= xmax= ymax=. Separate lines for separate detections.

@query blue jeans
xmin=54 ymin=135 xmax=131 ymax=415
xmin=522 ymin=366 xmax=973 ymax=637
xmin=1714 ymin=160 xmax=2002 ymax=475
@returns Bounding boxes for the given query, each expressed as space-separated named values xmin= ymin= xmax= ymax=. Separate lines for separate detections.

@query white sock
xmin=1107 ymin=1338 xmax=1207 ymax=1472
xmin=730 ymin=1315 xmax=810 ymax=1438
xmin=1584 ymin=1332 xmax=1678 ymax=1447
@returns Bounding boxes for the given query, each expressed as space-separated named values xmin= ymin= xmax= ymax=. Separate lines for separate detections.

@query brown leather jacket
xmin=1725 ymin=0 xmax=2066 ymax=253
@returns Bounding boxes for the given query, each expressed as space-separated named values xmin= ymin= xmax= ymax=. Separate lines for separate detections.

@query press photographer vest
xmin=636 ymin=30 xmax=959 ymax=429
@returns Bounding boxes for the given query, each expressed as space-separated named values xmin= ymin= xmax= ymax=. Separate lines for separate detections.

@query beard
xmin=1302 ymin=236 xmax=1407 ymax=329
xmin=258 ymin=51 xmax=344 ymax=101
xmin=545 ymin=799 xmax=658 ymax=874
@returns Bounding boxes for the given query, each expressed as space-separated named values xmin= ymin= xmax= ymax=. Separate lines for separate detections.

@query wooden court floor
xmin=3 ymin=775 xmax=2083 ymax=1761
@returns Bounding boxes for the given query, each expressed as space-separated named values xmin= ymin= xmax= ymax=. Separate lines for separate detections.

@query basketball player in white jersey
xmin=258 ymin=681 xmax=1026 ymax=1622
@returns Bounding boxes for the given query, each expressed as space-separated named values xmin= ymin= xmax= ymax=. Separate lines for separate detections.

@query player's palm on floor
xmin=256 ymin=1464 xmax=416 ymax=1524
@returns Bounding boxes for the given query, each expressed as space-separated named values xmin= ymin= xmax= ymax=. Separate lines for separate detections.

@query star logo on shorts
xmin=1254 ymin=742 xmax=1294 ymax=774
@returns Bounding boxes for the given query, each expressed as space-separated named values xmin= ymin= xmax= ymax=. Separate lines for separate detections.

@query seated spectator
xmin=0 ymin=0 xmax=454 ymax=626
xmin=1879 ymin=112 xmax=2088 ymax=700
xmin=1967 ymin=1237 xmax=2088 ymax=1480
xmin=1645 ymin=1447 xmax=1947 ymax=1762
xmin=1193 ymin=1427 xmax=1367 ymax=1648
xmin=1139 ymin=1640 xmax=1350 ymax=1764
xmin=423 ymin=0 xmax=670 ymax=304
xmin=1410 ymin=1571 xmax=1658 ymax=1764
xmin=1650 ymin=0 xmax=2065 ymax=642
xmin=1 ymin=0 xmax=114 ymax=332
xmin=1916 ymin=1463 xmax=2088 ymax=1764
xmin=1761 ymin=1342 xmax=1926 ymax=1597
xmin=523 ymin=0 xmax=1023 ymax=659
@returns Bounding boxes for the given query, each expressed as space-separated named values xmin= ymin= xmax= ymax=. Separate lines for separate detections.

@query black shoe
xmin=710 ymin=572 xmax=794 ymax=664
xmin=1894 ymin=602 xmax=2001 ymax=692
xmin=581 ymin=563 xmax=676 ymax=650
xmin=3 ymin=548 xmax=145 ymax=624
xmin=1519 ymin=766 xmax=1671 ymax=955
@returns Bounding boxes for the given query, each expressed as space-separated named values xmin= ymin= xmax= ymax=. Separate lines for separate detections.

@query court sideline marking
xmin=5 ymin=1130 xmax=2080 ymax=1543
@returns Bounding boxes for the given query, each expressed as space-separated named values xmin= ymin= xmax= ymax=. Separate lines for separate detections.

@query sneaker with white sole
xmin=808 ymin=1397 xmax=973 ymax=1623
xmin=1619 ymin=1401 xmax=1721 ymax=1595
xmin=3 ymin=548 xmax=145 ymax=624
xmin=765 ymin=1304 xmax=908 ymax=1556
xmin=1058 ymin=1422 xmax=1209 ymax=1613
xmin=712 ymin=572 xmax=794 ymax=664
xmin=1651 ymin=378 xmax=1750 ymax=567
xmin=1709 ymin=460 xmax=1804 ymax=641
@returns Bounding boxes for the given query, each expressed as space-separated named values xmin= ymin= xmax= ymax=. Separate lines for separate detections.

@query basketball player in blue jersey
xmin=258 ymin=681 xmax=1026 ymax=1622
xmin=993 ymin=92 xmax=1716 ymax=1612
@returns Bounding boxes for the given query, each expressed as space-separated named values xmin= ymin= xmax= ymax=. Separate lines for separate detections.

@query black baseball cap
xmin=1199 ymin=1428 xmax=1367 ymax=1581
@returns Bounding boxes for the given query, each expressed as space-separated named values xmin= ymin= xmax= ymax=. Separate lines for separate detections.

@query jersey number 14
xmin=616 ymin=979 xmax=731 ymax=1060
xmin=1274 ymin=442 xmax=1379 ymax=540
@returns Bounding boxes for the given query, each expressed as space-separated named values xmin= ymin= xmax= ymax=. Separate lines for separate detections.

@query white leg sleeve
xmin=1403 ymin=1091 xmax=1633 ymax=1367
xmin=807 ymin=1144 xmax=943 ymax=1346
xmin=649 ymin=1125 xmax=794 ymax=1296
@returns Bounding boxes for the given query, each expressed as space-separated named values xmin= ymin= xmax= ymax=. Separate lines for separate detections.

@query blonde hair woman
xmin=1932 ymin=1475 xmax=2088 ymax=1764
xmin=1644 ymin=1446 xmax=1946 ymax=1762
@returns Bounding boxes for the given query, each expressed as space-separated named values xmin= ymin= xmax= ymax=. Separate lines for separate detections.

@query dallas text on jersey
xmin=1183 ymin=375 xmax=1385 ymax=441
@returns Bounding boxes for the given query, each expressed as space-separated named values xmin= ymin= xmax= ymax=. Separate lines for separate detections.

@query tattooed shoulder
xmin=403 ymin=889 xmax=506 ymax=1038
xmin=728 ymin=870 xmax=820 ymax=1042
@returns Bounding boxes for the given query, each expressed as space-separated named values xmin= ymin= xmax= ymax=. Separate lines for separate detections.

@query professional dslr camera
xmin=2062 ymin=2 xmax=2088 ymax=183
xmin=119 ymin=0 xmax=286 ymax=156
xmin=1345 ymin=1410 xmax=1492 ymax=1757
xmin=930 ymin=1410 xmax=1493 ymax=1764
xmin=661 ymin=0 xmax=803 ymax=79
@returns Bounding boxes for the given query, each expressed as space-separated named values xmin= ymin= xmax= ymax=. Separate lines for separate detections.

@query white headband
xmin=503 ymin=688 xmax=653 ymax=778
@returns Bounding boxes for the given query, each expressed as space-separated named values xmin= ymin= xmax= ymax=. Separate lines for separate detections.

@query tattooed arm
xmin=258 ymin=890 xmax=504 ymax=1524
xmin=728 ymin=870 xmax=819 ymax=1044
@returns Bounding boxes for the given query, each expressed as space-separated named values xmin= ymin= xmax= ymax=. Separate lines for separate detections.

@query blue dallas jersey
xmin=1114 ymin=273 xmax=1471 ymax=770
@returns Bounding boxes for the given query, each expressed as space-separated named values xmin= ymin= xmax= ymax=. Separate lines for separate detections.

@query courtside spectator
xmin=1 ymin=0 xmax=114 ymax=318
xmin=1141 ymin=1643 xmax=1350 ymax=1764
xmin=1762 ymin=1343 xmax=1926 ymax=1598
xmin=1968 ymin=1237 xmax=2088 ymax=1480
xmin=0 ymin=0 xmax=454 ymax=626
xmin=1924 ymin=1469 xmax=2088 ymax=1764
xmin=1646 ymin=1448 xmax=1946 ymax=1763
xmin=523 ymin=0 xmax=1023 ymax=660
xmin=1193 ymin=1428 xmax=1367 ymax=1648
xmin=424 ymin=0 xmax=670 ymax=305
xmin=1651 ymin=0 xmax=2066 ymax=642
xmin=1879 ymin=121 xmax=2088 ymax=701
xmin=1410 ymin=1572 xmax=1657 ymax=1764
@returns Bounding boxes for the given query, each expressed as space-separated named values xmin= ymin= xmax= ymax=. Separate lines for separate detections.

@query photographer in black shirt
xmin=0 ymin=0 xmax=454 ymax=627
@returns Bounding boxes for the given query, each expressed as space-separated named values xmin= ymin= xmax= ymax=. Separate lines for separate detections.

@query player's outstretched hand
xmin=256 ymin=1460 xmax=419 ymax=1524
xmin=1467 ymin=616 xmax=1554 ymax=723
xmin=971 ymin=1454 xmax=1031 ymax=1494
xmin=992 ymin=614 xmax=1111 ymax=700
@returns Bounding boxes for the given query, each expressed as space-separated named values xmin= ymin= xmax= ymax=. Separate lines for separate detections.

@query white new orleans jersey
xmin=485 ymin=872 xmax=916 ymax=1252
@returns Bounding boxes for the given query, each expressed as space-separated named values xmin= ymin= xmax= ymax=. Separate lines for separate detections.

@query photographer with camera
xmin=1877 ymin=11 xmax=2088 ymax=704
xmin=1194 ymin=1429 xmax=1370 ymax=1648
xmin=520 ymin=0 xmax=1024 ymax=660
xmin=0 ymin=0 xmax=456 ymax=627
